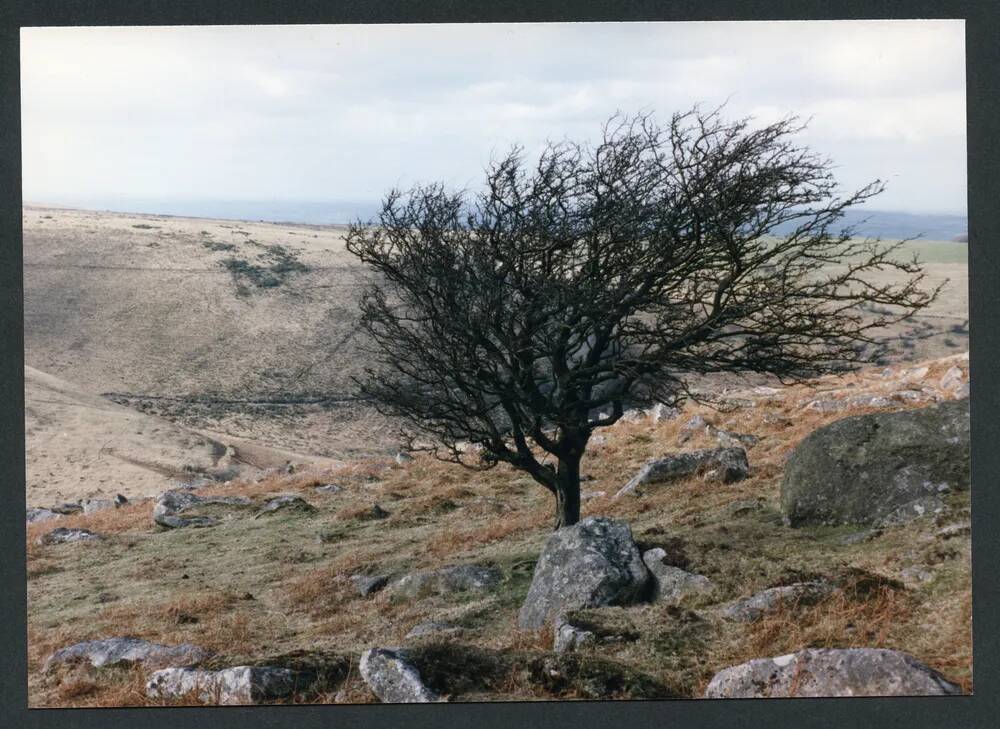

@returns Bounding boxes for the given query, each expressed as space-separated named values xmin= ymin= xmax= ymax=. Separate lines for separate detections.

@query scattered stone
xmin=518 ymin=517 xmax=648 ymax=629
xmin=395 ymin=452 xmax=414 ymax=465
xmin=762 ymin=413 xmax=793 ymax=427
xmin=707 ymin=425 xmax=759 ymax=449
xmin=26 ymin=508 xmax=61 ymax=524
xmin=589 ymin=434 xmax=608 ymax=447
xmin=146 ymin=665 xmax=305 ymax=705
xmin=44 ymin=637 xmax=212 ymax=672
xmin=114 ymin=493 xmax=129 ymax=506
xmin=847 ymin=394 xmax=896 ymax=409
xmin=902 ymin=365 xmax=930 ymax=384
xmin=893 ymin=389 xmax=935 ymax=403
xmin=390 ymin=564 xmax=501 ymax=600
xmin=153 ymin=490 xmax=253 ymax=529
xmin=351 ymin=574 xmax=390 ymax=597
xmin=939 ymin=366 xmax=965 ymax=392
xmin=681 ymin=414 xmax=710 ymax=431
xmin=718 ymin=397 xmax=755 ymax=410
xmin=781 ymin=399 xmax=970 ymax=527
xmin=359 ymin=647 xmax=440 ymax=703
xmin=900 ymin=566 xmax=934 ymax=583
xmin=620 ymin=408 xmax=647 ymax=423
xmin=642 ymin=549 xmax=713 ymax=603
xmin=553 ymin=616 xmax=597 ymax=653
xmin=405 ymin=621 xmax=463 ymax=639
xmin=370 ymin=503 xmax=390 ymax=519
xmin=82 ymin=498 xmax=117 ymax=514
xmin=615 ymin=447 xmax=749 ymax=497
xmin=36 ymin=527 xmax=103 ymax=546
xmin=581 ymin=490 xmax=607 ymax=501
xmin=936 ymin=521 xmax=971 ymax=540
xmin=648 ymin=403 xmax=680 ymax=423
xmin=804 ymin=398 xmax=846 ymax=413
xmin=254 ymin=494 xmax=317 ymax=517
xmin=177 ymin=478 xmax=212 ymax=491
xmin=704 ymin=648 xmax=961 ymax=698
xmin=752 ymin=386 xmax=783 ymax=397
xmin=314 ymin=484 xmax=343 ymax=495
xmin=719 ymin=582 xmax=835 ymax=622
xmin=954 ymin=383 xmax=970 ymax=399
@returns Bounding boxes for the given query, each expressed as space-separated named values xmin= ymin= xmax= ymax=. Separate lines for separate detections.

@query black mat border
xmin=1 ymin=2 xmax=996 ymax=728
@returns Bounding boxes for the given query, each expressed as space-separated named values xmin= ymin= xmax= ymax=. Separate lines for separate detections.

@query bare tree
xmin=345 ymin=108 xmax=938 ymax=528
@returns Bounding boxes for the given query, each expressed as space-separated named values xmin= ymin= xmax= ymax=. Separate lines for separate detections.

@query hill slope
xmin=24 ymin=366 xmax=340 ymax=506
xmin=26 ymin=353 xmax=972 ymax=706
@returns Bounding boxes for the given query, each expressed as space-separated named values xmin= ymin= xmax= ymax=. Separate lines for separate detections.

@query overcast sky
xmin=20 ymin=20 xmax=967 ymax=216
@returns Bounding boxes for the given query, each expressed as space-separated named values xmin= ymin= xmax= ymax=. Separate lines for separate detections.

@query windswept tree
xmin=345 ymin=109 xmax=937 ymax=528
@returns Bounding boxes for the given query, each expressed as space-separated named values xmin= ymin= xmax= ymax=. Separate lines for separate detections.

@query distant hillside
xmin=773 ymin=209 xmax=968 ymax=242
xmin=29 ymin=198 xmax=969 ymax=240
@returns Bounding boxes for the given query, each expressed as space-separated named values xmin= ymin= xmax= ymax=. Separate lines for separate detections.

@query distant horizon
xmin=23 ymin=196 xmax=969 ymax=240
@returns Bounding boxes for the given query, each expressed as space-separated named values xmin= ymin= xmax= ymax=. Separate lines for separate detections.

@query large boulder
xmin=704 ymin=648 xmax=961 ymax=698
xmin=146 ymin=665 xmax=304 ymax=704
xmin=153 ymin=490 xmax=254 ymax=529
xmin=359 ymin=647 xmax=440 ymax=703
xmin=781 ymin=399 xmax=970 ymax=527
xmin=518 ymin=517 xmax=649 ymax=629
xmin=615 ymin=448 xmax=749 ymax=497
xmin=44 ymin=637 xmax=212 ymax=672
xmin=389 ymin=564 xmax=502 ymax=601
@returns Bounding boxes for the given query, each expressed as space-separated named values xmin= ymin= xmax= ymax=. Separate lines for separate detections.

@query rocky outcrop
xmin=718 ymin=582 xmax=836 ymax=622
xmin=44 ymin=637 xmax=212 ymax=672
xmin=389 ymin=564 xmax=502 ymax=601
xmin=359 ymin=647 xmax=440 ymax=703
xmin=153 ymin=490 xmax=254 ymax=529
xmin=781 ymin=399 xmax=970 ymax=527
xmin=704 ymin=648 xmax=961 ymax=697
xmin=518 ymin=517 xmax=649 ymax=629
xmin=615 ymin=448 xmax=749 ymax=497
xmin=642 ymin=549 xmax=713 ymax=603
xmin=146 ymin=665 xmax=306 ymax=704
xmin=36 ymin=527 xmax=103 ymax=546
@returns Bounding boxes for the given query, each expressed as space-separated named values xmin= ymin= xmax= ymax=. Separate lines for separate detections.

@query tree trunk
xmin=553 ymin=455 xmax=582 ymax=529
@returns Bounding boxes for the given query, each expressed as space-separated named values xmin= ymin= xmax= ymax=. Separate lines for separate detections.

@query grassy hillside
xmin=27 ymin=353 xmax=972 ymax=706
xmin=23 ymin=206 xmax=970 ymax=472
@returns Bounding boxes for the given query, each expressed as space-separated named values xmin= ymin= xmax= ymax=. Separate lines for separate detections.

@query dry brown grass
xmin=26 ymin=353 xmax=972 ymax=706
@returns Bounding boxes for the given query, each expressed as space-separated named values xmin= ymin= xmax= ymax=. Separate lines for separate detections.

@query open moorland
xmin=22 ymin=205 xmax=969 ymax=504
xmin=22 ymin=205 xmax=971 ymax=706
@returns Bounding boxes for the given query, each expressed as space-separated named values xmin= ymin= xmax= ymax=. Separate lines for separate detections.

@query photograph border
xmin=2 ymin=2 xmax=997 ymax=727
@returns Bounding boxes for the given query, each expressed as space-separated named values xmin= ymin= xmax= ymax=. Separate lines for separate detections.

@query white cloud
xmin=20 ymin=20 xmax=966 ymax=214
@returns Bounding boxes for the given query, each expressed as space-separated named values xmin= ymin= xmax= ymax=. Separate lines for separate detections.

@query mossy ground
xmin=26 ymin=356 xmax=972 ymax=706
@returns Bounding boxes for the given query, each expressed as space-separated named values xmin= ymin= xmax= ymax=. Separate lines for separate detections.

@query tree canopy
xmin=345 ymin=108 xmax=937 ymax=527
